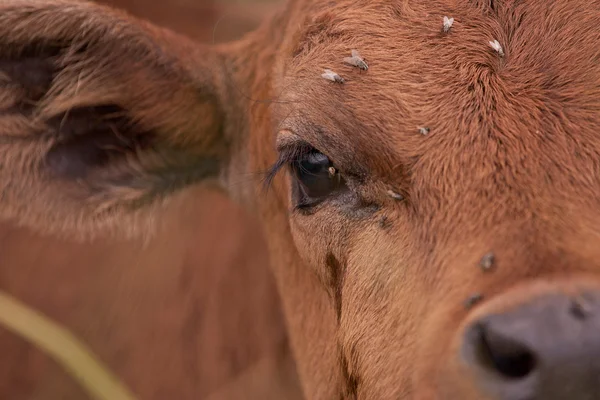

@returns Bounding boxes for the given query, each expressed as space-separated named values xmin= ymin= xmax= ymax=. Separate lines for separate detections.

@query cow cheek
xmin=288 ymin=212 xmax=351 ymax=281
xmin=337 ymin=232 xmax=422 ymax=397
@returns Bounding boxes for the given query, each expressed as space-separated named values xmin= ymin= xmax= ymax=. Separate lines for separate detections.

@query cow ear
xmin=0 ymin=1 xmax=236 ymax=238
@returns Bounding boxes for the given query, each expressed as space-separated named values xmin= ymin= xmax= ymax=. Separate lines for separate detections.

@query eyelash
xmin=264 ymin=142 xmax=314 ymax=188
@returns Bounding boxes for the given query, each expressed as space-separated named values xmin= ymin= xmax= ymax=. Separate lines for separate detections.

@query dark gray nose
xmin=461 ymin=293 xmax=600 ymax=400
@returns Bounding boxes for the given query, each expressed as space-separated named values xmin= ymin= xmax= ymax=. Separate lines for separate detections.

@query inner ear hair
xmin=0 ymin=1 xmax=228 ymax=239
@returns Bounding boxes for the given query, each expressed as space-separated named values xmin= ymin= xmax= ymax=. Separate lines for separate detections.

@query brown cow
xmin=1 ymin=0 xmax=600 ymax=399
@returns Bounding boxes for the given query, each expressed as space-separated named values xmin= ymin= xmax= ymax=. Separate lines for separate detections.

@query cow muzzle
xmin=458 ymin=279 xmax=600 ymax=400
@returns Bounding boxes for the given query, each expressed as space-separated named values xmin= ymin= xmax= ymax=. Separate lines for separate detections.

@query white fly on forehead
xmin=418 ymin=127 xmax=430 ymax=136
xmin=489 ymin=39 xmax=504 ymax=57
xmin=443 ymin=16 xmax=454 ymax=33
xmin=343 ymin=49 xmax=368 ymax=71
xmin=321 ymin=69 xmax=345 ymax=83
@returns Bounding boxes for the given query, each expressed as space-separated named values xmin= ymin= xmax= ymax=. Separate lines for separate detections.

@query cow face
xmin=2 ymin=1 xmax=600 ymax=399
xmin=262 ymin=0 xmax=600 ymax=398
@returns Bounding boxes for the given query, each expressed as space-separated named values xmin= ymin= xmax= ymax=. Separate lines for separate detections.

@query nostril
xmin=462 ymin=293 xmax=600 ymax=398
xmin=475 ymin=323 xmax=537 ymax=379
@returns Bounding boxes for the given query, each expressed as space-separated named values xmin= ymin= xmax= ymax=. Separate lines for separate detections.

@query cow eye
xmin=290 ymin=149 xmax=346 ymax=208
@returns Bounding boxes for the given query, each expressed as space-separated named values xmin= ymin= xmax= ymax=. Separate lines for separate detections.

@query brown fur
xmin=2 ymin=0 xmax=600 ymax=399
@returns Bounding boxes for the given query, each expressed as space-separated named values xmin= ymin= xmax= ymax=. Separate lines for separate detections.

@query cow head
xmin=2 ymin=0 xmax=600 ymax=399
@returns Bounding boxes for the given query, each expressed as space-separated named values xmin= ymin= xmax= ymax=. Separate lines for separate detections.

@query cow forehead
xmin=276 ymin=0 xmax=600 ymax=198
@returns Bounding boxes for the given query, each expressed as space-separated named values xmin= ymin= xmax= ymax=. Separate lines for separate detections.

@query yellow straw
xmin=0 ymin=290 xmax=137 ymax=400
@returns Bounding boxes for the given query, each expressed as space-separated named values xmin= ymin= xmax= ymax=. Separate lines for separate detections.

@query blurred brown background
xmin=0 ymin=1 xmax=300 ymax=399
xmin=101 ymin=0 xmax=284 ymax=43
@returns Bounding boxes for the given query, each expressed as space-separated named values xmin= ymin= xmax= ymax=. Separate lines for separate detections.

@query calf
xmin=1 ymin=0 xmax=600 ymax=399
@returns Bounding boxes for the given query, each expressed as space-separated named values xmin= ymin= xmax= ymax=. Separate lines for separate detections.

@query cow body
xmin=1 ymin=0 xmax=600 ymax=399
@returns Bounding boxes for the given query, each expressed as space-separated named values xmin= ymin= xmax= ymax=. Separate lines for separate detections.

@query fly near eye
xmin=291 ymin=150 xmax=346 ymax=207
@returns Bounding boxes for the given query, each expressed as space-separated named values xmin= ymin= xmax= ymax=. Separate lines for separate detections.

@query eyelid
xmin=271 ymin=129 xmax=365 ymax=186
xmin=276 ymin=128 xmax=368 ymax=182
xmin=265 ymin=136 xmax=315 ymax=189
xmin=275 ymin=129 xmax=304 ymax=152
